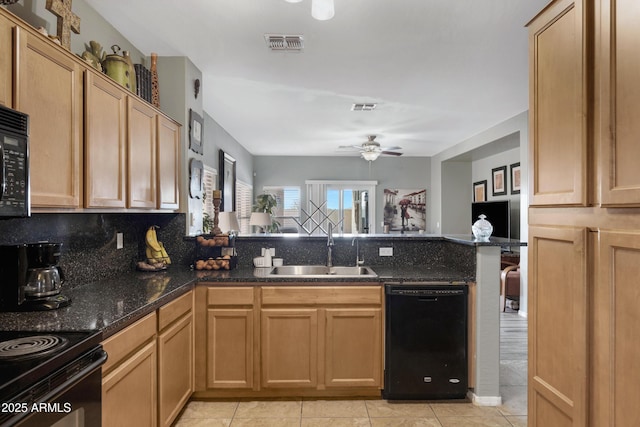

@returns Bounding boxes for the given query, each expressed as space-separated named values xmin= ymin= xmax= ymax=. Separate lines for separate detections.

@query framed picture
xmin=218 ymin=150 xmax=236 ymax=212
xmin=189 ymin=109 xmax=204 ymax=154
xmin=188 ymin=158 xmax=203 ymax=199
xmin=510 ymin=162 xmax=521 ymax=194
xmin=473 ymin=180 xmax=487 ymax=202
xmin=492 ymin=166 xmax=507 ymax=196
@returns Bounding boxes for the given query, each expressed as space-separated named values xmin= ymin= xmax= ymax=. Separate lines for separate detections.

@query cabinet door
xmin=102 ymin=340 xmax=157 ymax=427
xmin=592 ymin=230 xmax=640 ymax=427
xmin=261 ymin=308 xmax=318 ymax=388
xmin=15 ymin=28 xmax=83 ymax=208
xmin=158 ymin=313 xmax=193 ymax=427
xmin=128 ymin=97 xmax=157 ymax=208
xmin=528 ymin=0 xmax=588 ymax=206
xmin=157 ymin=115 xmax=180 ymax=209
xmin=528 ymin=225 xmax=588 ymax=427
xmin=206 ymin=308 xmax=253 ymax=389
xmin=0 ymin=14 xmax=12 ymax=108
xmin=598 ymin=0 xmax=640 ymax=205
xmin=324 ymin=308 xmax=382 ymax=388
xmin=85 ymin=72 xmax=127 ymax=208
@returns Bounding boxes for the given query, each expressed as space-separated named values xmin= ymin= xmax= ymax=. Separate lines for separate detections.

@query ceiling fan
xmin=339 ymin=135 xmax=403 ymax=162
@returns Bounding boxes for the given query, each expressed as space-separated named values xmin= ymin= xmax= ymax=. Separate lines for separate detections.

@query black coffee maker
xmin=0 ymin=242 xmax=71 ymax=311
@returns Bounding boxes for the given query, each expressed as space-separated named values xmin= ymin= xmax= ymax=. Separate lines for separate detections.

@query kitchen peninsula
xmin=0 ymin=234 xmax=524 ymax=412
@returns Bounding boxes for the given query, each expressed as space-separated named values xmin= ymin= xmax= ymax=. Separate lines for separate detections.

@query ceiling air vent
xmin=351 ymin=103 xmax=377 ymax=111
xmin=265 ymin=34 xmax=304 ymax=51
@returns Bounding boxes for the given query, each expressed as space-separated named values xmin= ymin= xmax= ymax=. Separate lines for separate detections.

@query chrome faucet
xmin=352 ymin=237 xmax=365 ymax=266
xmin=327 ymin=223 xmax=334 ymax=267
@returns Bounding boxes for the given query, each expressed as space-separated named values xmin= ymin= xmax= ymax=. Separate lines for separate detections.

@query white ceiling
xmin=85 ymin=0 xmax=548 ymax=158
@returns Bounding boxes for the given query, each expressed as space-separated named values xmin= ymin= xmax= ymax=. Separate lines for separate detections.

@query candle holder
xmin=212 ymin=193 xmax=222 ymax=235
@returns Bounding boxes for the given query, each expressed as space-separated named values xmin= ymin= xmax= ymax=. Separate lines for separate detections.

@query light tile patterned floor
xmin=174 ymin=311 xmax=527 ymax=427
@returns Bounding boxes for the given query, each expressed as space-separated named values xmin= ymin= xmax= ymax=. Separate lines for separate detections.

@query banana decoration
xmin=143 ymin=226 xmax=171 ymax=268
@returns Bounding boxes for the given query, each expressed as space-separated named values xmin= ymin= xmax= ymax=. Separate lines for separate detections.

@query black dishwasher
xmin=383 ymin=282 xmax=468 ymax=400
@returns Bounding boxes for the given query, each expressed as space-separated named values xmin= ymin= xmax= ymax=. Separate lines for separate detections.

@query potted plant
xmin=252 ymin=193 xmax=280 ymax=233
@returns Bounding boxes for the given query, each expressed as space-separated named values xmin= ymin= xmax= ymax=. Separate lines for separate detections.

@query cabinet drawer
xmin=158 ymin=290 xmax=192 ymax=331
xmin=261 ymin=286 xmax=381 ymax=305
xmin=207 ymin=287 xmax=254 ymax=305
xmin=102 ymin=312 xmax=157 ymax=373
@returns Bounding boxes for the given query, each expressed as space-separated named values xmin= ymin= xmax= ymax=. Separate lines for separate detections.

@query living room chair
xmin=500 ymin=261 xmax=520 ymax=312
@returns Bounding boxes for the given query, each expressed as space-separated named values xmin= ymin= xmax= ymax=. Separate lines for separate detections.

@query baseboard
xmin=467 ymin=391 xmax=502 ymax=406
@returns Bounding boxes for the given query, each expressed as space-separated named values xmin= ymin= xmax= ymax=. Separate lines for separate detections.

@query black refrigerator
xmin=383 ymin=282 xmax=468 ymax=400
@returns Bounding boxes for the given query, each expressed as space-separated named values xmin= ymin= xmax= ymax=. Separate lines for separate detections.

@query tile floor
xmin=174 ymin=311 xmax=527 ymax=427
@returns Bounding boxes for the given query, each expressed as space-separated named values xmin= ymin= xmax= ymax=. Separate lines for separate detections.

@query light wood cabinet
xmin=0 ymin=13 xmax=12 ymax=108
xmin=198 ymin=287 xmax=255 ymax=390
xmin=14 ymin=26 xmax=83 ymax=208
xmin=593 ymin=231 xmax=640 ymax=427
xmin=157 ymin=291 xmax=193 ymax=427
xmin=1 ymin=7 xmax=180 ymax=212
xmin=195 ymin=284 xmax=382 ymax=398
xmin=528 ymin=225 xmax=588 ymax=427
xmin=597 ymin=0 xmax=640 ymax=206
xmin=156 ymin=115 xmax=180 ymax=210
xmin=260 ymin=285 xmax=383 ymax=392
xmin=324 ymin=308 xmax=382 ymax=388
xmin=102 ymin=313 xmax=157 ymax=427
xmin=261 ymin=308 xmax=319 ymax=388
xmin=529 ymin=0 xmax=640 ymax=425
xmin=528 ymin=0 xmax=588 ymax=207
xmin=85 ymin=72 xmax=127 ymax=208
xmin=127 ymin=97 xmax=157 ymax=208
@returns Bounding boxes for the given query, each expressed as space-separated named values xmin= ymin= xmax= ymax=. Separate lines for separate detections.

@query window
xmin=263 ymin=186 xmax=301 ymax=232
xmin=201 ymin=166 xmax=217 ymax=232
xmin=236 ymin=180 xmax=253 ymax=235
xmin=307 ymin=180 xmax=377 ymax=234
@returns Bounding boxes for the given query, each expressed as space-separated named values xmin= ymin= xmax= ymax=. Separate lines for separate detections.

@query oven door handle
xmin=37 ymin=349 xmax=108 ymax=405
xmin=0 ymin=142 xmax=5 ymax=201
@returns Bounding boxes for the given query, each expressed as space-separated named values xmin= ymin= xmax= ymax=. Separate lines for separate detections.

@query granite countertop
xmin=0 ymin=264 xmax=472 ymax=338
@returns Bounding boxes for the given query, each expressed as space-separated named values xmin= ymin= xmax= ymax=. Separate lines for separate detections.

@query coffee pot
xmin=22 ymin=242 xmax=69 ymax=309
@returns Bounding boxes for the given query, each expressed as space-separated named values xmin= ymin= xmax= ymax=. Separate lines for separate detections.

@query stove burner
xmin=0 ymin=335 xmax=68 ymax=360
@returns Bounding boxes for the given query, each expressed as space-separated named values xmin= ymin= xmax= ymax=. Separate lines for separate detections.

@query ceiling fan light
xmin=361 ymin=151 xmax=381 ymax=162
xmin=312 ymin=0 xmax=335 ymax=20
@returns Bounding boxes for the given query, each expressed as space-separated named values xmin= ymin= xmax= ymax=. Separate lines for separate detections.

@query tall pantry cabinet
xmin=528 ymin=1 xmax=640 ymax=426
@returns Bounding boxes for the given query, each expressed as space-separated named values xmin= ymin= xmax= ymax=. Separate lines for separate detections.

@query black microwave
xmin=0 ymin=104 xmax=29 ymax=217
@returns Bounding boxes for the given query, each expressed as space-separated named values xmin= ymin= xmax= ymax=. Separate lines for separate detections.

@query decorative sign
xmin=45 ymin=0 xmax=80 ymax=49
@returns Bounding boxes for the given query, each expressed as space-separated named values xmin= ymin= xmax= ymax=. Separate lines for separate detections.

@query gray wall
xmin=6 ymin=0 xmax=144 ymax=63
xmin=253 ymin=156 xmax=430 ymax=234
xmin=204 ymin=114 xmax=254 ymax=186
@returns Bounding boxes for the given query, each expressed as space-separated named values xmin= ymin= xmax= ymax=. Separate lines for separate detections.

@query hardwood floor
xmin=173 ymin=310 xmax=528 ymax=426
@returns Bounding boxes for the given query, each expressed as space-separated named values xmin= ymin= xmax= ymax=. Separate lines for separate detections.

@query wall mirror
xmin=218 ymin=150 xmax=236 ymax=211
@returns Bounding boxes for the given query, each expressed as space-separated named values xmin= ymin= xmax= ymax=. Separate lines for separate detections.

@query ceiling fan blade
xmin=338 ymin=145 xmax=364 ymax=150
xmin=380 ymin=146 xmax=402 ymax=151
xmin=381 ymin=151 xmax=403 ymax=156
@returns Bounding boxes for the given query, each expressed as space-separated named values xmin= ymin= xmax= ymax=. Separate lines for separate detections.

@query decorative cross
xmin=45 ymin=0 xmax=80 ymax=50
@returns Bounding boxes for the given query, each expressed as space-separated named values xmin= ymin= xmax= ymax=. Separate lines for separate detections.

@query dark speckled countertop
xmin=0 ymin=263 xmax=473 ymax=339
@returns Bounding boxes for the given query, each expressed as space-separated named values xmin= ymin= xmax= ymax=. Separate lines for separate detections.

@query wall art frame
xmin=189 ymin=109 xmax=204 ymax=154
xmin=510 ymin=162 xmax=521 ymax=194
xmin=473 ymin=180 xmax=487 ymax=202
xmin=492 ymin=166 xmax=507 ymax=196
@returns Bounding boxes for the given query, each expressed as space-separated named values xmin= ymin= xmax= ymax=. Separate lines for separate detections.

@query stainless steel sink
xmin=268 ymin=265 xmax=377 ymax=278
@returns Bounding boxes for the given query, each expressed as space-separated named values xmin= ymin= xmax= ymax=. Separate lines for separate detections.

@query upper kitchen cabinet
xmin=528 ymin=0 xmax=589 ymax=206
xmin=127 ymin=97 xmax=157 ymax=209
xmin=156 ymin=115 xmax=180 ymax=210
xmin=85 ymin=72 xmax=127 ymax=208
xmin=0 ymin=12 xmax=12 ymax=108
xmin=14 ymin=27 xmax=83 ymax=208
xmin=597 ymin=0 xmax=640 ymax=206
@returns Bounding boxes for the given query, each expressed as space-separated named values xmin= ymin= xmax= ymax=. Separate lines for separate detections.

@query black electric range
xmin=0 ymin=330 xmax=106 ymax=426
